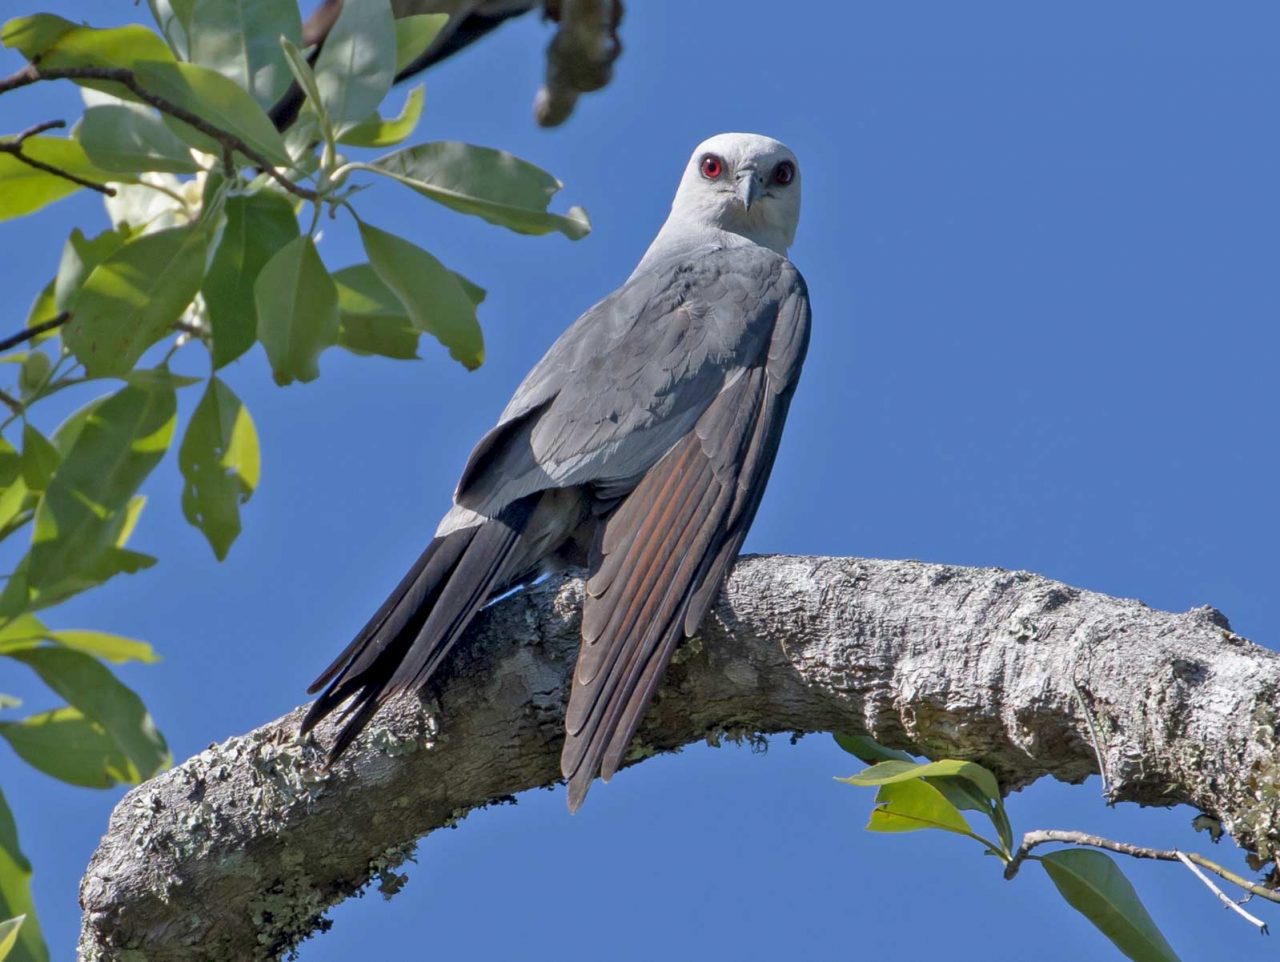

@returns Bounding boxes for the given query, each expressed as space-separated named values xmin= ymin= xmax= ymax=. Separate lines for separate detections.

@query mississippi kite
xmin=303 ymin=132 xmax=811 ymax=810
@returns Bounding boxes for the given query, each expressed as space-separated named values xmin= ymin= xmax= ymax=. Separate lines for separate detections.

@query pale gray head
xmin=666 ymin=132 xmax=802 ymax=255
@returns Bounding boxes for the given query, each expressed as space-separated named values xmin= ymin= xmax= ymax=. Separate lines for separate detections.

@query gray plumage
xmin=303 ymin=133 xmax=811 ymax=810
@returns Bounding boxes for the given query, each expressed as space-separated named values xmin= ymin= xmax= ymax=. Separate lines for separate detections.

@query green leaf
xmin=0 ymin=440 xmax=17 ymax=489
xmin=1040 ymin=849 xmax=1183 ymax=962
xmin=0 ymin=915 xmax=25 ymax=961
xmin=2 ymin=16 xmax=173 ymax=70
xmin=0 ymin=616 xmax=159 ymax=664
xmin=147 ymin=0 xmax=196 ymax=58
xmin=839 ymin=758 xmax=1001 ymax=804
xmin=334 ymin=263 xmax=419 ymax=359
xmin=254 ymin=236 xmax=340 ymax=385
xmin=27 ymin=379 xmax=177 ymax=595
xmin=339 ymin=85 xmax=425 ymax=149
xmin=7 ymin=647 xmax=169 ymax=781
xmin=203 ymin=190 xmax=300 ymax=367
xmin=0 ymin=697 xmax=19 ymax=711
xmin=0 ymin=616 xmax=45 ymax=654
xmin=0 ymin=477 xmax=32 ymax=543
xmin=78 ymin=104 xmax=200 ymax=174
xmin=0 ymin=137 xmax=130 ymax=222
xmin=336 ymin=314 xmax=419 ymax=360
xmin=17 ymin=353 xmax=51 ymax=398
xmin=335 ymin=263 xmax=419 ymax=360
xmin=179 ymin=377 xmax=260 ymax=559
xmin=922 ymin=774 xmax=1015 ymax=854
xmin=359 ymin=222 xmax=484 ymax=369
xmin=367 ymin=141 xmax=591 ymax=239
xmin=313 ymin=0 xmax=396 ymax=135
xmin=180 ymin=0 xmax=303 ymax=109
xmin=0 ymin=707 xmax=135 ymax=788
xmin=22 ymin=282 xmax=58 ymax=344
xmin=132 ymin=60 xmax=291 ymax=167
xmin=54 ymin=225 xmax=131 ymax=313
xmin=1 ymin=13 xmax=75 ymax=59
xmin=833 ymin=733 xmax=915 ymax=764
xmin=393 ymin=14 xmax=447 ymax=74
xmin=11 ymin=546 xmax=158 ymax=616
xmin=865 ymin=778 xmax=974 ymax=836
xmin=18 ymin=427 xmax=58 ymax=495
xmin=0 ymin=787 xmax=46 ymax=962
xmin=47 ymin=630 xmax=159 ymax=664
xmin=63 ymin=223 xmax=208 ymax=377
xmin=278 ymin=37 xmax=328 ymax=136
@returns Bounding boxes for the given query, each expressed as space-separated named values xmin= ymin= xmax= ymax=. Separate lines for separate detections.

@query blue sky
xmin=3 ymin=1 xmax=1279 ymax=959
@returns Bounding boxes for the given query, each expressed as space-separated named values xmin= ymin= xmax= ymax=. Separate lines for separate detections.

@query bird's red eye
xmin=700 ymin=154 xmax=723 ymax=180
xmin=772 ymin=160 xmax=795 ymax=185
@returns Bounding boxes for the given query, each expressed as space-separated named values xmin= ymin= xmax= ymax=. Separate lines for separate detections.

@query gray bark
xmin=77 ymin=555 xmax=1280 ymax=961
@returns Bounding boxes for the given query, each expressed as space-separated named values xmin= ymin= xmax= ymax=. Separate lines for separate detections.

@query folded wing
xmin=561 ymin=266 xmax=810 ymax=809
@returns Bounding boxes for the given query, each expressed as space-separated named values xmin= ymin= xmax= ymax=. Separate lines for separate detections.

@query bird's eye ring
xmin=772 ymin=160 xmax=796 ymax=186
xmin=700 ymin=154 xmax=724 ymax=180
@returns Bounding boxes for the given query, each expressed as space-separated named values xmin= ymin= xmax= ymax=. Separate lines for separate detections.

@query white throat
xmin=631 ymin=215 xmax=791 ymax=279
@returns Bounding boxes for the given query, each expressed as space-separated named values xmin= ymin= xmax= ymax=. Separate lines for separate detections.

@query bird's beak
xmin=737 ymin=171 xmax=763 ymax=211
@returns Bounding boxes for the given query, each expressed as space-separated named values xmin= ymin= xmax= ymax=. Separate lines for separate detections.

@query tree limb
xmin=0 ymin=65 xmax=318 ymax=202
xmin=0 ymin=312 xmax=71 ymax=355
xmin=0 ymin=119 xmax=116 ymax=196
xmin=76 ymin=555 xmax=1280 ymax=960
xmin=1004 ymin=829 xmax=1280 ymax=907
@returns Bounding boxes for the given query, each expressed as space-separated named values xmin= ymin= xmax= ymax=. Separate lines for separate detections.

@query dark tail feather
xmin=301 ymin=498 xmax=534 ymax=761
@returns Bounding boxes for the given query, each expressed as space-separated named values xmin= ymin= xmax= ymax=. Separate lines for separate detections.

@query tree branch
xmin=0 ymin=65 xmax=318 ymax=202
xmin=77 ymin=555 xmax=1280 ymax=960
xmin=1005 ymin=829 xmax=1280 ymax=908
xmin=0 ymin=118 xmax=116 ymax=196
xmin=0 ymin=312 xmax=71 ymax=356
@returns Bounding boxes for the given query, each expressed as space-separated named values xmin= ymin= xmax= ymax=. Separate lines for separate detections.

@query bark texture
xmin=77 ymin=555 xmax=1280 ymax=960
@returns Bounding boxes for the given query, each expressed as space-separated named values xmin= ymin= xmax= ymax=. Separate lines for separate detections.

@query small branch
xmin=0 ymin=313 xmax=71 ymax=354
xmin=10 ymin=118 xmax=66 ymax=141
xmin=0 ymin=389 xmax=20 ymax=415
xmin=1071 ymin=676 xmax=1111 ymax=798
xmin=0 ymin=64 xmax=318 ymax=202
xmin=1 ymin=118 xmax=116 ymax=196
xmin=1004 ymin=829 xmax=1280 ymax=908
xmin=1175 ymin=851 xmax=1270 ymax=934
xmin=0 ymin=63 xmax=38 ymax=96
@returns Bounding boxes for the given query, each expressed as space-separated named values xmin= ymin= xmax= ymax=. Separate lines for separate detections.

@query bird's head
xmin=669 ymin=132 xmax=801 ymax=254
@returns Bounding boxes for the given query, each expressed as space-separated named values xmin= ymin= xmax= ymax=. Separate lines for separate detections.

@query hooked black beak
xmin=737 ymin=171 xmax=763 ymax=211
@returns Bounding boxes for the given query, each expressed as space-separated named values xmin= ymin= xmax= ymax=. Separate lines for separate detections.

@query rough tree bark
xmin=77 ymin=554 xmax=1280 ymax=961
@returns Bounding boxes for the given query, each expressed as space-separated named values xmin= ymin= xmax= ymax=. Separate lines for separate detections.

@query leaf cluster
xmin=834 ymin=735 xmax=1195 ymax=962
xmin=0 ymin=2 xmax=591 ymax=958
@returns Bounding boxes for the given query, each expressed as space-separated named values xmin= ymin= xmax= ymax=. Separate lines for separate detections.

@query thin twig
xmin=0 ymin=313 xmax=71 ymax=354
xmin=1071 ymin=679 xmax=1111 ymax=798
xmin=0 ymin=389 xmax=20 ymax=415
xmin=0 ymin=63 xmax=39 ymax=96
xmin=1 ymin=118 xmax=116 ymax=196
xmin=1004 ymin=829 xmax=1280 ymax=908
xmin=10 ymin=118 xmax=66 ymax=141
xmin=0 ymin=64 xmax=317 ymax=202
xmin=1175 ymin=851 xmax=1270 ymax=934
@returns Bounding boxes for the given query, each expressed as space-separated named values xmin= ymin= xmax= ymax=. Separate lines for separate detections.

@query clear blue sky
xmin=3 ymin=2 xmax=1279 ymax=959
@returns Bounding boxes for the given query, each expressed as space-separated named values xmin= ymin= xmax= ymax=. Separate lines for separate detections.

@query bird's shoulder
xmin=501 ymin=242 xmax=805 ymax=422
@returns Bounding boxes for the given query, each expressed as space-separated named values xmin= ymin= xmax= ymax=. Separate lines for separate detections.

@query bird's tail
xmin=301 ymin=496 xmax=536 ymax=761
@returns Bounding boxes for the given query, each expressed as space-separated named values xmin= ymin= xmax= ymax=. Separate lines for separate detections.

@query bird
xmin=302 ymin=132 xmax=811 ymax=811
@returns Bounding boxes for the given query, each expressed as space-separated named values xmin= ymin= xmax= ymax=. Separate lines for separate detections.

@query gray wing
xmin=560 ymin=258 xmax=811 ymax=809
xmin=454 ymin=245 xmax=800 ymax=515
